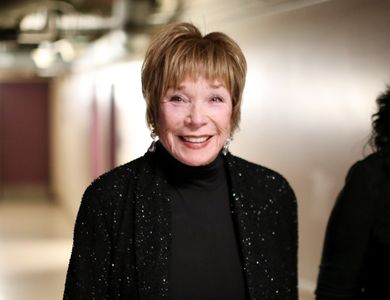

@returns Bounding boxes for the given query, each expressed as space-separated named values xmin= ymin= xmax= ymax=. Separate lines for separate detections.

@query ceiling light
xmin=54 ymin=39 xmax=75 ymax=62
xmin=31 ymin=41 xmax=56 ymax=69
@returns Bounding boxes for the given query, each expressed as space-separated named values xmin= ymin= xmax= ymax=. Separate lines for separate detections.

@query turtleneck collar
xmin=154 ymin=142 xmax=226 ymax=190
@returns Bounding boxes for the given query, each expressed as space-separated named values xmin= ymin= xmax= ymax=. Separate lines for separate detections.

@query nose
xmin=185 ymin=102 xmax=207 ymax=128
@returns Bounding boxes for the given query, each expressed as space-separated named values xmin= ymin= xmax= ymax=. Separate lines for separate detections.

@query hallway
xmin=1 ymin=0 xmax=390 ymax=298
xmin=0 ymin=195 xmax=73 ymax=300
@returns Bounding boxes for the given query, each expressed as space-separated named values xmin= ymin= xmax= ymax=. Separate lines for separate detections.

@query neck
xmin=155 ymin=142 xmax=226 ymax=189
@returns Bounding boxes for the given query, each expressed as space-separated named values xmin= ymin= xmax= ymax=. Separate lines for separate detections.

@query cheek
xmin=157 ymin=107 xmax=180 ymax=135
xmin=218 ymin=108 xmax=233 ymax=133
xmin=157 ymin=105 xmax=170 ymax=128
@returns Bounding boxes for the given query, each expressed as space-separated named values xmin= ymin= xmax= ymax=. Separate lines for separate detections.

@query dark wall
xmin=0 ymin=80 xmax=50 ymax=186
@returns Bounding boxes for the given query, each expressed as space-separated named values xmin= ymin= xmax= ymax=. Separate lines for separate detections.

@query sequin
xmin=63 ymin=146 xmax=298 ymax=299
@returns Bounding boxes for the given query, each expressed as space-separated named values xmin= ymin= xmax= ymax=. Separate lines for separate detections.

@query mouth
xmin=180 ymin=135 xmax=211 ymax=143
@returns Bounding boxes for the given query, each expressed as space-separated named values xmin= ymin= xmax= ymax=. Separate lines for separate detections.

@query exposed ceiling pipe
xmin=16 ymin=0 xmax=181 ymax=45
xmin=18 ymin=9 xmax=59 ymax=44
xmin=0 ymin=0 xmax=182 ymax=75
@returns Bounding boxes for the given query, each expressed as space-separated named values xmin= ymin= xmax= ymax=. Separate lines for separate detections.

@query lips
xmin=180 ymin=136 xmax=211 ymax=143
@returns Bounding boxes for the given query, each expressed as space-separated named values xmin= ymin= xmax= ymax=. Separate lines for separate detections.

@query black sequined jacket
xmin=63 ymin=148 xmax=298 ymax=300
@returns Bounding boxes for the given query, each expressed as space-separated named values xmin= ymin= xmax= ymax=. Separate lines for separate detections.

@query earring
xmin=222 ymin=136 xmax=233 ymax=156
xmin=148 ymin=129 xmax=158 ymax=152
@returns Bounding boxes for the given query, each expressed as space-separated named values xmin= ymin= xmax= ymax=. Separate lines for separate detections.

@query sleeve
xmin=281 ymin=178 xmax=298 ymax=299
xmin=315 ymin=161 xmax=374 ymax=300
xmin=63 ymin=184 xmax=112 ymax=299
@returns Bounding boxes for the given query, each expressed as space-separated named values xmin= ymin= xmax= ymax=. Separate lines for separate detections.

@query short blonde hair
xmin=141 ymin=22 xmax=247 ymax=134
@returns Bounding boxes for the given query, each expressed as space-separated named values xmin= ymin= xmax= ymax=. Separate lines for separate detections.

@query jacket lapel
xmin=225 ymin=154 xmax=268 ymax=299
xmin=134 ymin=152 xmax=171 ymax=299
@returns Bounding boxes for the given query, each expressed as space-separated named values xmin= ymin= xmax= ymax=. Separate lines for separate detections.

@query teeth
xmin=182 ymin=136 xmax=209 ymax=143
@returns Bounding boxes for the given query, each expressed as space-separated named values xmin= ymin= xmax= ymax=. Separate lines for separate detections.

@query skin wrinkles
xmin=157 ymin=76 xmax=232 ymax=166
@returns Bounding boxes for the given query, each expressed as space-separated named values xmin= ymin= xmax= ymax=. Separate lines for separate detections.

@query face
xmin=157 ymin=76 xmax=232 ymax=166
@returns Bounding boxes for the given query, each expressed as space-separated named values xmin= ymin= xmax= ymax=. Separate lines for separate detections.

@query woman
xmin=63 ymin=22 xmax=298 ymax=299
xmin=315 ymin=86 xmax=390 ymax=299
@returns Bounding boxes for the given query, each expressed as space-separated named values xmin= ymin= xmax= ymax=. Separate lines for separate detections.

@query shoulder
xmin=82 ymin=154 xmax=151 ymax=201
xmin=226 ymin=153 xmax=295 ymax=198
xmin=346 ymin=152 xmax=388 ymax=185
xmin=75 ymin=153 xmax=156 ymax=226
xmin=334 ymin=152 xmax=389 ymax=213
xmin=226 ymin=154 xmax=297 ymax=236
xmin=226 ymin=153 xmax=293 ymax=187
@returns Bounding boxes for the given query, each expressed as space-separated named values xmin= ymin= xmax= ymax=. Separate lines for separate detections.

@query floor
xmin=0 ymin=196 xmax=73 ymax=300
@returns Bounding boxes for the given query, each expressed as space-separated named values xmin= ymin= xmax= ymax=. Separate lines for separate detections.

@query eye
xmin=210 ymin=96 xmax=224 ymax=103
xmin=170 ymin=95 xmax=185 ymax=102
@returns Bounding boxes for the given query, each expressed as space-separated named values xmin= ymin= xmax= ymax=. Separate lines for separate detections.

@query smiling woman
xmin=158 ymin=77 xmax=233 ymax=166
xmin=63 ymin=22 xmax=298 ymax=300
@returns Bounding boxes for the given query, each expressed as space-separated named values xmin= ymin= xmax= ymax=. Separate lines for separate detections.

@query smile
xmin=181 ymin=136 xmax=211 ymax=143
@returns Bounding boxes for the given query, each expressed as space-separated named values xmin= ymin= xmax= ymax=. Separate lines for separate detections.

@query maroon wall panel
xmin=0 ymin=81 xmax=50 ymax=185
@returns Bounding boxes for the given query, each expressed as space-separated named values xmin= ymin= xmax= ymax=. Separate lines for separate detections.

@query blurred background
xmin=0 ymin=0 xmax=389 ymax=299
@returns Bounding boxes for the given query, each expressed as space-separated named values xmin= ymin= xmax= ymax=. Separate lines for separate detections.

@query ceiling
xmin=0 ymin=0 xmax=183 ymax=44
xmin=0 ymin=0 xmax=335 ymax=76
xmin=0 ymin=0 xmax=182 ymax=76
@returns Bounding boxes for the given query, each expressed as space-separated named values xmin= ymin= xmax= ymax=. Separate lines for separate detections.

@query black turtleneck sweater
xmin=158 ymin=146 xmax=247 ymax=300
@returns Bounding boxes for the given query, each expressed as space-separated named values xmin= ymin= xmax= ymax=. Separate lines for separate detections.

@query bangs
xmin=162 ymin=42 xmax=234 ymax=94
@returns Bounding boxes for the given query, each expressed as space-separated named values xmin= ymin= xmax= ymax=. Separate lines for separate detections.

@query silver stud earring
xmin=148 ymin=129 xmax=158 ymax=152
xmin=222 ymin=136 xmax=233 ymax=156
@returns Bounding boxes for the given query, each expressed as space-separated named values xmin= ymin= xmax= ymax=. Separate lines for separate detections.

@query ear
xmin=151 ymin=121 xmax=160 ymax=137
